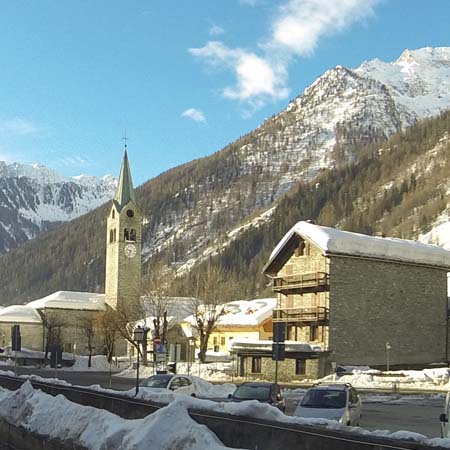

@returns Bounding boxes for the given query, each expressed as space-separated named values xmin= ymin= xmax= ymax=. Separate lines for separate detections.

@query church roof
xmin=27 ymin=291 xmax=105 ymax=311
xmin=0 ymin=305 xmax=42 ymax=324
xmin=114 ymin=149 xmax=136 ymax=211
xmin=264 ymin=221 xmax=450 ymax=274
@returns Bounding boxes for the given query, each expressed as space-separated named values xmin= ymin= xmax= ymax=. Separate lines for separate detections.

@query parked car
xmin=139 ymin=374 xmax=196 ymax=396
xmin=293 ymin=384 xmax=362 ymax=426
xmin=228 ymin=382 xmax=285 ymax=412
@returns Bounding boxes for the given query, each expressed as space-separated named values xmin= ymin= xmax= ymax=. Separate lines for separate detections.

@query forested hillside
xmin=0 ymin=109 xmax=449 ymax=305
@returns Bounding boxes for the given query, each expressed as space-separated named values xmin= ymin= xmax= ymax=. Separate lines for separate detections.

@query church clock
xmin=124 ymin=243 xmax=137 ymax=258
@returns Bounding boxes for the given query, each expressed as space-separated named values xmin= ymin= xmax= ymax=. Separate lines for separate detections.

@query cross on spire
xmin=122 ymin=130 xmax=129 ymax=149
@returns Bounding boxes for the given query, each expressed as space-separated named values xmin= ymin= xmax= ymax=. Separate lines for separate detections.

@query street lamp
xmin=386 ymin=341 xmax=391 ymax=372
xmin=133 ymin=326 xmax=145 ymax=395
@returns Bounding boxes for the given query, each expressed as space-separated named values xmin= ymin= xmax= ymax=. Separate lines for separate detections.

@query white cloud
xmin=190 ymin=0 xmax=379 ymax=112
xmin=0 ymin=118 xmax=41 ymax=136
xmin=189 ymin=42 xmax=288 ymax=108
xmin=181 ymin=108 xmax=207 ymax=123
xmin=209 ymin=24 xmax=225 ymax=36
xmin=270 ymin=0 xmax=378 ymax=56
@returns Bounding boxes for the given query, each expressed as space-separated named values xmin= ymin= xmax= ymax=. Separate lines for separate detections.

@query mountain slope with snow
xmin=0 ymin=161 xmax=116 ymax=253
xmin=1 ymin=47 xmax=450 ymax=304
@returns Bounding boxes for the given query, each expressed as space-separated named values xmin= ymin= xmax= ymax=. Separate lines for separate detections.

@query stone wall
xmin=0 ymin=323 xmax=43 ymax=352
xmin=329 ymin=255 xmax=448 ymax=366
xmin=238 ymin=355 xmax=322 ymax=382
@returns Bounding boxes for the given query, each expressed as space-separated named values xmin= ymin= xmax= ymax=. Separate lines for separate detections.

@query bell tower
xmin=105 ymin=147 xmax=142 ymax=310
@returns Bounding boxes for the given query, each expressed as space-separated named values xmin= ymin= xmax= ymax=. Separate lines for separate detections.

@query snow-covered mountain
xmin=141 ymin=47 xmax=450 ymax=269
xmin=0 ymin=161 xmax=116 ymax=253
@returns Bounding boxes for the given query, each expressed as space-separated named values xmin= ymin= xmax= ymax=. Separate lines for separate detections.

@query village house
xmin=255 ymin=221 xmax=450 ymax=382
xmin=182 ymin=298 xmax=276 ymax=362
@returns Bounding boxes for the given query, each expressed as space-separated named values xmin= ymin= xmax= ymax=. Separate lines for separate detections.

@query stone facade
xmin=104 ymin=200 xmax=142 ymax=310
xmin=263 ymin=223 xmax=450 ymax=380
xmin=329 ymin=256 xmax=448 ymax=367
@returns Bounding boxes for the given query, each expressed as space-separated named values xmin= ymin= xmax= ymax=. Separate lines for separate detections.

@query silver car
xmin=293 ymin=384 xmax=362 ymax=426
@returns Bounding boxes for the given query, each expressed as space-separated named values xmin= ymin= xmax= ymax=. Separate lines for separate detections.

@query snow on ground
xmin=2 ymin=381 xmax=450 ymax=448
xmin=0 ymin=382 xmax=244 ymax=450
xmin=320 ymin=366 xmax=450 ymax=391
xmin=117 ymin=360 xmax=235 ymax=382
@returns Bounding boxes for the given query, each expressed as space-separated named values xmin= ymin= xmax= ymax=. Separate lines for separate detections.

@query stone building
xmin=261 ymin=221 xmax=450 ymax=381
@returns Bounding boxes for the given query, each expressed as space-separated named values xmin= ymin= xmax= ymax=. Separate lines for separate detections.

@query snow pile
xmin=190 ymin=376 xmax=235 ymax=398
xmin=0 ymin=382 xmax=243 ymax=450
xmin=322 ymin=366 xmax=450 ymax=391
xmin=117 ymin=361 xmax=235 ymax=382
xmin=70 ymin=355 xmax=115 ymax=372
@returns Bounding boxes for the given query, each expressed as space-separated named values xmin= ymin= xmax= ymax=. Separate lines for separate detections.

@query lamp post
xmin=134 ymin=326 xmax=145 ymax=396
xmin=386 ymin=341 xmax=391 ymax=372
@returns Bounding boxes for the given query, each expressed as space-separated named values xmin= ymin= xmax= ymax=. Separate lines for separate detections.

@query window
xmin=213 ymin=337 xmax=218 ymax=345
xmin=295 ymin=359 xmax=306 ymax=375
xmin=251 ymin=356 xmax=262 ymax=373
xmin=109 ymin=230 xmax=114 ymax=243
xmin=126 ymin=209 xmax=134 ymax=218
xmin=295 ymin=241 xmax=305 ymax=257
xmin=112 ymin=209 xmax=115 ymax=219
xmin=124 ymin=228 xmax=130 ymax=241
xmin=220 ymin=337 xmax=225 ymax=346
xmin=310 ymin=325 xmax=318 ymax=341
xmin=64 ymin=343 xmax=73 ymax=353
xmin=113 ymin=229 xmax=117 ymax=242
xmin=130 ymin=229 xmax=136 ymax=241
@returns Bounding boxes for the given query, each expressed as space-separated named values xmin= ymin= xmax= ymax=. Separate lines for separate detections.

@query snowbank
xmin=0 ymin=382 xmax=244 ymax=450
xmin=322 ymin=366 xmax=450 ymax=391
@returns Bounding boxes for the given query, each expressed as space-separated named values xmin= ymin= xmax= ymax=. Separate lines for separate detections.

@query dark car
xmin=228 ymin=382 xmax=285 ymax=412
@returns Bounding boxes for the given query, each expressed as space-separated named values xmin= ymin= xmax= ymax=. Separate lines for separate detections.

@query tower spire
xmin=114 ymin=147 xmax=136 ymax=211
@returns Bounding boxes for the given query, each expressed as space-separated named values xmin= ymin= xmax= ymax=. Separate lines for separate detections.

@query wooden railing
xmin=273 ymin=271 xmax=329 ymax=293
xmin=273 ymin=306 xmax=329 ymax=323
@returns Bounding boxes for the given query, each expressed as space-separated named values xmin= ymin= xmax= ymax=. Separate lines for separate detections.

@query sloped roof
xmin=27 ymin=291 xmax=105 ymax=311
xmin=0 ymin=305 xmax=42 ymax=324
xmin=114 ymin=149 xmax=136 ymax=211
xmin=264 ymin=221 xmax=450 ymax=273
xmin=184 ymin=298 xmax=276 ymax=328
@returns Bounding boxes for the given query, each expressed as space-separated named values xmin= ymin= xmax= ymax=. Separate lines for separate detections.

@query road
xmin=0 ymin=366 xmax=444 ymax=438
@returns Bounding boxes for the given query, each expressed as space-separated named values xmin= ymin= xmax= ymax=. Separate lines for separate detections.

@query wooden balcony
xmin=272 ymin=271 xmax=329 ymax=294
xmin=273 ymin=306 xmax=329 ymax=324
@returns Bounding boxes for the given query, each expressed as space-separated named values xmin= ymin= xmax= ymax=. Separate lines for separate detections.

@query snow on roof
xmin=184 ymin=298 xmax=277 ymax=328
xmin=0 ymin=305 xmax=42 ymax=324
xmin=27 ymin=291 xmax=105 ymax=311
xmin=265 ymin=221 xmax=450 ymax=272
xmin=230 ymin=338 xmax=324 ymax=353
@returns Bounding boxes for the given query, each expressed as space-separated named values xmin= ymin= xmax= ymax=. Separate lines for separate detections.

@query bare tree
xmin=96 ymin=309 xmax=117 ymax=363
xmin=142 ymin=263 xmax=176 ymax=348
xmin=76 ymin=313 xmax=97 ymax=368
xmin=185 ymin=264 xmax=231 ymax=363
xmin=37 ymin=309 xmax=66 ymax=365
xmin=109 ymin=298 xmax=147 ymax=359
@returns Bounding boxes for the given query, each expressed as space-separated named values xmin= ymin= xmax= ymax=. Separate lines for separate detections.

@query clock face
xmin=124 ymin=243 xmax=137 ymax=258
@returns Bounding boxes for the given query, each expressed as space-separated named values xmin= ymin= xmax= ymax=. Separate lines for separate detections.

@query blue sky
xmin=0 ymin=0 xmax=449 ymax=185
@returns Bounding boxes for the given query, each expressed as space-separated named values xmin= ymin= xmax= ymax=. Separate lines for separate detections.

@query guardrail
xmin=0 ymin=374 xmax=445 ymax=450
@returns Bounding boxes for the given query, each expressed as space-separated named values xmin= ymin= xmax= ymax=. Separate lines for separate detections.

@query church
xmin=0 ymin=148 xmax=143 ymax=358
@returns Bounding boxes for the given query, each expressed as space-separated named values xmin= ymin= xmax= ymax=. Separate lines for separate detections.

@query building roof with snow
xmin=27 ymin=291 xmax=106 ymax=311
xmin=184 ymin=298 xmax=276 ymax=328
xmin=264 ymin=221 xmax=450 ymax=274
xmin=0 ymin=305 xmax=42 ymax=324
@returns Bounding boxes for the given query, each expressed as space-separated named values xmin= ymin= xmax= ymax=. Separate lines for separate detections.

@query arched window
xmin=112 ymin=209 xmax=115 ymax=219
xmin=130 ymin=229 xmax=136 ymax=241
xmin=109 ymin=230 xmax=114 ymax=243
xmin=124 ymin=228 xmax=130 ymax=241
xmin=113 ymin=229 xmax=117 ymax=242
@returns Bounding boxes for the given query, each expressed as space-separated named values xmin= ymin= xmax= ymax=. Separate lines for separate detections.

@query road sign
xmin=273 ymin=322 xmax=286 ymax=343
xmin=153 ymin=336 xmax=161 ymax=345
xmin=272 ymin=343 xmax=285 ymax=361
xmin=155 ymin=343 xmax=167 ymax=354
xmin=155 ymin=353 xmax=167 ymax=362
